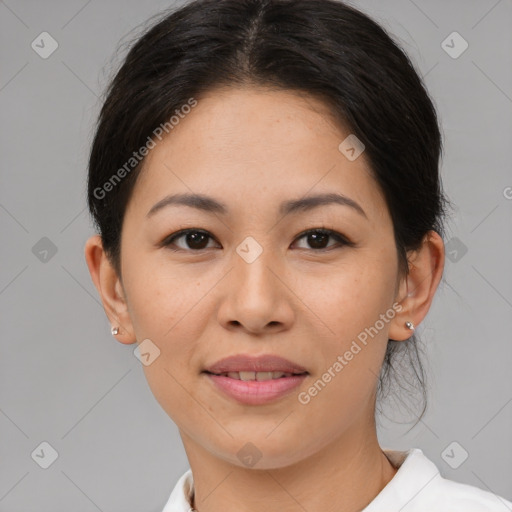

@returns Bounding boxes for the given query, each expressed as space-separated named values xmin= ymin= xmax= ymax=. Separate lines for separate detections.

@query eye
xmin=292 ymin=228 xmax=353 ymax=251
xmin=162 ymin=229 xmax=219 ymax=252
xmin=161 ymin=227 xmax=354 ymax=253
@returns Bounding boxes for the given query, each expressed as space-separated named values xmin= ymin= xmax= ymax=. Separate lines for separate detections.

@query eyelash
xmin=161 ymin=227 xmax=354 ymax=253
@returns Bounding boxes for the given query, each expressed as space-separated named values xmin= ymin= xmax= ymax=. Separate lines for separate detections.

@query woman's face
xmin=99 ymin=86 xmax=413 ymax=468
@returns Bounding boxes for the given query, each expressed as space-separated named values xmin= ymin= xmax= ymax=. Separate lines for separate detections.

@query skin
xmin=85 ymin=86 xmax=444 ymax=512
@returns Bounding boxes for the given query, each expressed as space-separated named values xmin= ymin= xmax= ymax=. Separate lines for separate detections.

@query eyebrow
xmin=146 ymin=192 xmax=367 ymax=219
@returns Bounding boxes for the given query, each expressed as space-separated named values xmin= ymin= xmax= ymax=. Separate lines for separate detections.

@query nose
xmin=216 ymin=245 xmax=295 ymax=335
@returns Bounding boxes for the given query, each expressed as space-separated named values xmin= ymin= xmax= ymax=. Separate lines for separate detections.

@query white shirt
xmin=161 ymin=447 xmax=512 ymax=511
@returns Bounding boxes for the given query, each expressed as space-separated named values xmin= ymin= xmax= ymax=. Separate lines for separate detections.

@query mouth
xmin=203 ymin=370 xmax=308 ymax=381
xmin=202 ymin=353 xmax=309 ymax=404
xmin=202 ymin=370 xmax=309 ymax=405
xmin=202 ymin=353 xmax=309 ymax=376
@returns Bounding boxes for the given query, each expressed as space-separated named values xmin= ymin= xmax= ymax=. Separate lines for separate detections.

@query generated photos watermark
xmin=93 ymin=97 xmax=198 ymax=200
xmin=298 ymin=301 xmax=403 ymax=405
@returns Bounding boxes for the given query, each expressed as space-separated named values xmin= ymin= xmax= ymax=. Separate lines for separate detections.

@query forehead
xmin=126 ymin=86 xmax=388 ymax=226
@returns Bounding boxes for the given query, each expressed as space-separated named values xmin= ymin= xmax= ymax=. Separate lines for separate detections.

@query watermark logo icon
xmin=31 ymin=32 xmax=59 ymax=59
xmin=31 ymin=441 xmax=59 ymax=469
xmin=441 ymin=31 xmax=468 ymax=59
xmin=134 ymin=338 xmax=161 ymax=366
xmin=32 ymin=237 xmax=58 ymax=263
xmin=441 ymin=441 xmax=469 ymax=469
xmin=236 ymin=442 xmax=262 ymax=467
xmin=445 ymin=237 xmax=468 ymax=263
xmin=236 ymin=236 xmax=263 ymax=264
xmin=338 ymin=134 xmax=365 ymax=161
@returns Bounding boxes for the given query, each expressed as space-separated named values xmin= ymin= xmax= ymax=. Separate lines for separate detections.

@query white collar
xmin=161 ymin=447 xmax=512 ymax=511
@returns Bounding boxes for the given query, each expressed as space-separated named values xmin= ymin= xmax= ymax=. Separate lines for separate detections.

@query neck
xmin=180 ymin=419 xmax=397 ymax=512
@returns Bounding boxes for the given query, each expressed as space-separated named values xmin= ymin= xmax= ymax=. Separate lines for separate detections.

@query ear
xmin=84 ymin=234 xmax=137 ymax=344
xmin=388 ymin=230 xmax=445 ymax=342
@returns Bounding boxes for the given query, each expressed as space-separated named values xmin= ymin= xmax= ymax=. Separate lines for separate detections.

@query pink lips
xmin=203 ymin=353 xmax=308 ymax=374
xmin=205 ymin=373 xmax=308 ymax=405
xmin=202 ymin=353 xmax=309 ymax=405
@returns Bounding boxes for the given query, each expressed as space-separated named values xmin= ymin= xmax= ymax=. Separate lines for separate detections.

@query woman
xmin=84 ymin=0 xmax=512 ymax=510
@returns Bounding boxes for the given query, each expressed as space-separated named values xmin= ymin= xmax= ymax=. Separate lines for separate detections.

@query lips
xmin=203 ymin=353 xmax=309 ymax=375
xmin=204 ymin=371 xmax=308 ymax=405
xmin=209 ymin=370 xmax=300 ymax=381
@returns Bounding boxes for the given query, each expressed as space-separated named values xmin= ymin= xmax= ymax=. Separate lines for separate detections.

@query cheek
xmin=120 ymin=252 xmax=204 ymax=380
xmin=122 ymin=246 xmax=204 ymax=339
xmin=123 ymin=263 xmax=210 ymax=417
xmin=291 ymin=268 xmax=393 ymax=431
xmin=294 ymin=253 xmax=396 ymax=343
xmin=290 ymin=251 xmax=397 ymax=403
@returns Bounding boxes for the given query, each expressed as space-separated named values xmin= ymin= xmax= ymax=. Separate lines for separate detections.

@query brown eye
xmin=163 ymin=229 xmax=218 ymax=251
xmin=162 ymin=227 xmax=353 ymax=253
xmin=293 ymin=228 xmax=352 ymax=251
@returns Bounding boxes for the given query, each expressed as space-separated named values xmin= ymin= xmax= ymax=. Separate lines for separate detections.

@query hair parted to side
xmin=86 ymin=0 xmax=453 ymax=426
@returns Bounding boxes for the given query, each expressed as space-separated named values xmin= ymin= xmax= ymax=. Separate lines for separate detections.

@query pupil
xmin=188 ymin=232 xmax=208 ymax=249
xmin=309 ymin=232 xmax=328 ymax=249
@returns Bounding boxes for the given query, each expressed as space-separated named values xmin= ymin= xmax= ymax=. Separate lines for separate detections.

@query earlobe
xmin=84 ymin=235 xmax=137 ymax=344
xmin=389 ymin=231 xmax=445 ymax=341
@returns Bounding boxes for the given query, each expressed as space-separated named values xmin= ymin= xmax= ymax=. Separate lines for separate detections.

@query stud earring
xmin=111 ymin=326 xmax=119 ymax=336
xmin=405 ymin=321 xmax=415 ymax=331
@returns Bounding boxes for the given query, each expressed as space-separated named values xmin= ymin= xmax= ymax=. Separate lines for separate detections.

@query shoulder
xmin=424 ymin=473 xmax=512 ymax=511
xmin=161 ymin=468 xmax=194 ymax=512
xmin=364 ymin=448 xmax=512 ymax=512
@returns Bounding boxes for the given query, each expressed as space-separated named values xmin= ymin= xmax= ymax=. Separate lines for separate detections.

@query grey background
xmin=1 ymin=0 xmax=511 ymax=510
